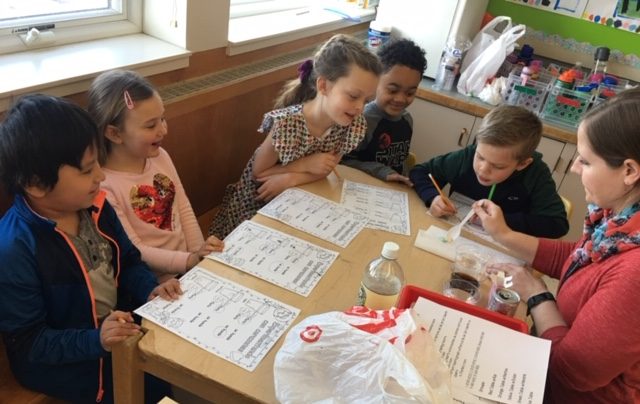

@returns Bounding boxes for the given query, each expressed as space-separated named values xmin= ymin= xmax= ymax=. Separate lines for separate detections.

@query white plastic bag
xmin=457 ymin=24 xmax=526 ymax=97
xmin=273 ymin=307 xmax=452 ymax=404
xmin=478 ymin=76 xmax=508 ymax=105
xmin=460 ymin=16 xmax=512 ymax=74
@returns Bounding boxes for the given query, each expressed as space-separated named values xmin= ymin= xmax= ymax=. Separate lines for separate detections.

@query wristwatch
xmin=526 ymin=292 xmax=556 ymax=316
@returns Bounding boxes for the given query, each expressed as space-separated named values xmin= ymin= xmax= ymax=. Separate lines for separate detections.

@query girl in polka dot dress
xmin=209 ymin=34 xmax=382 ymax=239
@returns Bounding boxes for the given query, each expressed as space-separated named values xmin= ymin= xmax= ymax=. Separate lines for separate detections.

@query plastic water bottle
xmin=433 ymin=37 xmax=470 ymax=92
xmin=357 ymin=241 xmax=405 ymax=309
xmin=589 ymin=47 xmax=610 ymax=83
xmin=367 ymin=20 xmax=391 ymax=50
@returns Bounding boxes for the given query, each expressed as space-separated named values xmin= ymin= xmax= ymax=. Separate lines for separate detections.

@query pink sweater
xmin=102 ymin=148 xmax=204 ymax=282
xmin=533 ymin=238 xmax=640 ymax=403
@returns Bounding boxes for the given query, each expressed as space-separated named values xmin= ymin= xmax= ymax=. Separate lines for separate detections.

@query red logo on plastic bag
xmin=300 ymin=325 xmax=322 ymax=343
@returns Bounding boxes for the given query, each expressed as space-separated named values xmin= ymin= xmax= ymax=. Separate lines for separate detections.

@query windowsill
xmin=0 ymin=34 xmax=190 ymax=112
xmin=227 ymin=6 xmax=375 ymax=55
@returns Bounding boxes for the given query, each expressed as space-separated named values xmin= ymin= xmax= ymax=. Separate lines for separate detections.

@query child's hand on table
xmin=148 ymin=278 xmax=183 ymax=302
xmin=386 ymin=173 xmax=413 ymax=187
xmin=255 ymin=173 xmax=296 ymax=201
xmin=305 ymin=152 xmax=341 ymax=176
xmin=187 ymin=236 xmax=225 ymax=269
xmin=100 ymin=310 xmax=141 ymax=352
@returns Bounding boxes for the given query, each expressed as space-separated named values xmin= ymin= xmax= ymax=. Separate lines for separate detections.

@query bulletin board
xmin=506 ymin=0 xmax=640 ymax=34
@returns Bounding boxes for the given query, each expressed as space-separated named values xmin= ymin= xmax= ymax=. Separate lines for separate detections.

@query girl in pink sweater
xmin=474 ymin=88 xmax=640 ymax=403
xmin=88 ymin=70 xmax=224 ymax=282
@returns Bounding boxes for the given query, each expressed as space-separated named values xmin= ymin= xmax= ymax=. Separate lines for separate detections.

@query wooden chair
xmin=0 ymin=339 xmax=66 ymax=404
xmin=560 ymin=195 xmax=573 ymax=220
xmin=404 ymin=151 xmax=417 ymax=173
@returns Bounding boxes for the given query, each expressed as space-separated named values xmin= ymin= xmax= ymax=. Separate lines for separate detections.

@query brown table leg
xmin=112 ymin=333 xmax=145 ymax=404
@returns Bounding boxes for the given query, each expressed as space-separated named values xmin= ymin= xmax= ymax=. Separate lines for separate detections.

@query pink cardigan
xmin=102 ymin=148 xmax=204 ymax=282
xmin=533 ymin=238 xmax=640 ymax=403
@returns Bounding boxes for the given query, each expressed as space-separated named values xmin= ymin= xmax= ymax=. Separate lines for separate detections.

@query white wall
xmin=144 ymin=0 xmax=229 ymax=52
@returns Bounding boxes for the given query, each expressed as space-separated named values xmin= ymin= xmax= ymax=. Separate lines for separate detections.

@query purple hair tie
xmin=297 ymin=59 xmax=313 ymax=82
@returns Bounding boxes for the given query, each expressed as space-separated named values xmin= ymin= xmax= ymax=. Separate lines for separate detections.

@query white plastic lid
xmin=369 ymin=20 xmax=391 ymax=33
xmin=381 ymin=241 xmax=400 ymax=259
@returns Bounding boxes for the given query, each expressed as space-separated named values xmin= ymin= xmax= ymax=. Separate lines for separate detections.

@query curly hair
xmin=377 ymin=38 xmax=427 ymax=75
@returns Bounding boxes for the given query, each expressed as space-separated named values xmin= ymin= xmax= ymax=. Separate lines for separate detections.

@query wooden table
xmin=112 ymin=165 xmax=522 ymax=403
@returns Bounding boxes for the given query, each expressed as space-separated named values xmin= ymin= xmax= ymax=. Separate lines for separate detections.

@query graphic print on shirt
xmin=356 ymin=117 xmax=412 ymax=174
xmin=130 ymin=173 xmax=176 ymax=230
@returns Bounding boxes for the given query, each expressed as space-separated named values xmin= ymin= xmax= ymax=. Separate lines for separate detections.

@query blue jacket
xmin=0 ymin=191 xmax=158 ymax=403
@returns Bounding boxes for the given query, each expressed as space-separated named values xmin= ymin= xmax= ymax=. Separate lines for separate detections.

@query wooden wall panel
xmin=162 ymin=80 xmax=285 ymax=217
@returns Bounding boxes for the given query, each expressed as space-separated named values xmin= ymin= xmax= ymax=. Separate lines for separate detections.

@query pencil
xmin=428 ymin=173 xmax=455 ymax=210
xmin=488 ymin=183 xmax=496 ymax=201
xmin=333 ymin=168 xmax=341 ymax=180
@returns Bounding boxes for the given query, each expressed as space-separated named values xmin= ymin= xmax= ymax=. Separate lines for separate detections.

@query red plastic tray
xmin=397 ymin=285 xmax=529 ymax=333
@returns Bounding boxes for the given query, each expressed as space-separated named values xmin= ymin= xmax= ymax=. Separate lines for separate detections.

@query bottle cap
xmin=381 ymin=241 xmax=400 ymax=260
xmin=594 ymin=47 xmax=610 ymax=61
xmin=369 ymin=20 xmax=391 ymax=33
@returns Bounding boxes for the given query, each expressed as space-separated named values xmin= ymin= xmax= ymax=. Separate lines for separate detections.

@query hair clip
xmin=297 ymin=59 xmax=314 ymax=83
xmin=123 ymin=90 xmax=135 ymax=110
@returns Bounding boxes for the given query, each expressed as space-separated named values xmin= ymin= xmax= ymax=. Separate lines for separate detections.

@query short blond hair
xmin=474 ymin=105 xmax=542 ymax=161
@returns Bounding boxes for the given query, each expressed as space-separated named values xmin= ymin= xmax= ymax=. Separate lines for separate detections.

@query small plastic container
xmin=540 ymin=86 xmax=593 ymax=127
xmin=367 ymin=20 xmax=391 ymax=50
xmin=503 ymin=73 xmax=550 ymax=115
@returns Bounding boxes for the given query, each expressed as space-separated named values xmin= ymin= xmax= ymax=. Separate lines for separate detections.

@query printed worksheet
xmin=135 ymin=267 xmax=300 ymax=372
xmin=258 ymin=188 xmax=367 ymax=248
xmin=340 ymin=180 xmax=410 ymax=235
xmin=206 ymin=221 xmax=339 ymax=296
xmin=414 ymin=297 xmax=550 ymax=404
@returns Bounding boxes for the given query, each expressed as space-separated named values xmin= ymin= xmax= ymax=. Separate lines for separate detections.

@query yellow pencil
xmin=428 ymin=173 xmax=456 ymax=211
xmin=333 ymin=168 xmax=341 ymax=180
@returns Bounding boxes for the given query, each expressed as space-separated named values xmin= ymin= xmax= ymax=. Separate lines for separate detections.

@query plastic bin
xmin=503 ymin=73 xmax=549 ymax=114
xmin=540 ymin=86 xmax=593 ymax=127
xmin=396 ymin=284 xmax=529 ymax=333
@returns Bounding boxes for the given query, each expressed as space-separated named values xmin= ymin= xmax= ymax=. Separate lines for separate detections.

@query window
xmin=228 ymin=0 xmax=375 ymax=55
xmin=0 ymin=0 xmax=141 ymax=55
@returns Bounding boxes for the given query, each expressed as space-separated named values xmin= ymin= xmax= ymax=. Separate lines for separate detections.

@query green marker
xmin=488 ymin=183 xmax=496 ymax=201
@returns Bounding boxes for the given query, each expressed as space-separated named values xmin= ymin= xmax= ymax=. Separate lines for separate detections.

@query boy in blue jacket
xmin=0 ymin=94 xmax=182 ymax=403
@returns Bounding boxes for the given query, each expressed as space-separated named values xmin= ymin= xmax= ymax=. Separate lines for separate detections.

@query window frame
xmin=0 ymin=0 xmax=141 ymax=55
xmin=229 ymin=0 xmax=313 ymax=19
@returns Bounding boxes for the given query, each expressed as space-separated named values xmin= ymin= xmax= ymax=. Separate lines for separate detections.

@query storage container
xmin=540 ymin=86 xmax=593 ymax=127
xmin=502 ymin=73 xmax=549 ymax=114
xmin=396 ymin=284 xmax=529 ymax=333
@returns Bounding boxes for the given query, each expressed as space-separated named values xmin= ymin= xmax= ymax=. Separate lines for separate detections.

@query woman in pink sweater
xmin=473 ymin=88 xmax=640 ymax=403
xmin=88 ymin=70 xmax=224 ymax=282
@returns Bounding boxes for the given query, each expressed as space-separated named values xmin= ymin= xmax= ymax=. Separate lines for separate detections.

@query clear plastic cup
xmin=442 ymin=278 xmax=480 ymax=305
xmin=452 ymin=244 xmax=487 ymax=286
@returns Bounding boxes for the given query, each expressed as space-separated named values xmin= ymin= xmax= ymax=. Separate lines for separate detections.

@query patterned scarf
xmin=571 ymin=202 xmax=640 ymax=269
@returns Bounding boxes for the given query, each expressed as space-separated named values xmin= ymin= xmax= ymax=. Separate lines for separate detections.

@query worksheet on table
xmin=206 ymin=220 xmax=339 ymax=297
xmin=340 ymin=180 xmax=410 ymax=235
xmin=258 ymin=187 xmax=367 ymax=248
xmin=414 ymin=297 xmax=550 ymax=404
xmin=135 ymin=267 xmax=300 ymax=372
